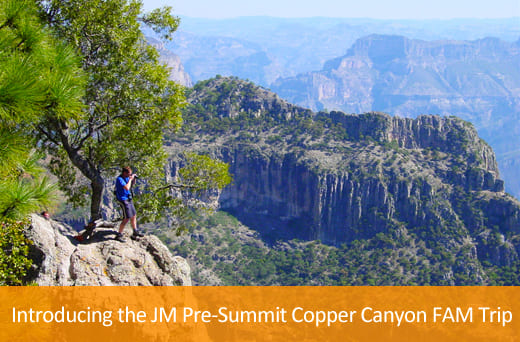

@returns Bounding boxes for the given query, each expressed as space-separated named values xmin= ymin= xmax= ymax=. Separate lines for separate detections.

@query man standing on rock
xmin=115 ymin=166 xmax=144 ymax=242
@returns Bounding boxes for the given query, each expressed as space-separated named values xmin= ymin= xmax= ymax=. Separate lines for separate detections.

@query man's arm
xmin=123 ymin=175 xmax=136 ymax=191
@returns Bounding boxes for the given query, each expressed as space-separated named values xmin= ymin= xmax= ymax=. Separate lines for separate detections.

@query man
xmin=114 ymin=166 xmax=144 ymax=242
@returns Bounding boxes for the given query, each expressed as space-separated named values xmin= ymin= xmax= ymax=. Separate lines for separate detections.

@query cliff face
xmin=25 ymin=214 xmax=191 ymax=286
xmin=167 ymin=77 xmax=520 ymax=284
xmin=217 ymin=113 xmax=508 ymax=245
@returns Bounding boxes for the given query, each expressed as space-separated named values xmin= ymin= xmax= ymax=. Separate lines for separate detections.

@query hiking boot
xmin=114 ymin=233 xmax=126 ymax=243
xmin=131 ymin=230 xmax=145 ymax=239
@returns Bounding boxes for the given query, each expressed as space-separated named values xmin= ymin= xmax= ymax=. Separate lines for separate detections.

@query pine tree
xmin=0 ymin=0 xmax=85 ymax=284
xmin=0 ymin=0 xmax=84 ymax=218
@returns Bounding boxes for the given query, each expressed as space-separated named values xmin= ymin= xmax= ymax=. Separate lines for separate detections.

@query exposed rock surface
xmin=215 ymin=113 xmax=509 ymax=246
xmin=25 ymin=214 xmax=191 ymax=286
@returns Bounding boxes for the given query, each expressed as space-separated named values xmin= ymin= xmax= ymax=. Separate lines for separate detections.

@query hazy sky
xmin=141 ymin=0 xmax=520 ymax=19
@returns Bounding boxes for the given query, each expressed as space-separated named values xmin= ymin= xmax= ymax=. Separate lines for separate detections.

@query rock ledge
xmin=25 ymin=214 xmax=191 ymax=286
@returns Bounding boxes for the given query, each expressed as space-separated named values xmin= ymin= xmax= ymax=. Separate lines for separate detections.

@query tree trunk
xmin=52 ymin=122 xmax=107 ymax=222
xmin=90 ymin=177 xmax=105 ymax=221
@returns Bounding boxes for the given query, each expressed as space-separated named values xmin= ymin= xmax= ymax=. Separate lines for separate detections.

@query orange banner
xmin=0 ymin=286 xmax=518 ymax=341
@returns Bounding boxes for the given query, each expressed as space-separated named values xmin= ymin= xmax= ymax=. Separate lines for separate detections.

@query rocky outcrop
xmin=210 ymin=132 xmax=520 ymax=278
xmin=216 ymin=139 xmax=508 ymax=245
xmin=24 ymin=214 xmax=191 ymax=286
xmin=325 ymin=112 xmax=501 ymax=176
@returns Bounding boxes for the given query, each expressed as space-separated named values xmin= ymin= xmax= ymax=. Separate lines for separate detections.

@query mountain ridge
xmin=161 ymin=76 xmax=520 ymax=285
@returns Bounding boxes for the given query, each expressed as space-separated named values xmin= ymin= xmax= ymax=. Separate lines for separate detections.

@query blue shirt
xmin=115 ymin=176 xmax=131 ymax=201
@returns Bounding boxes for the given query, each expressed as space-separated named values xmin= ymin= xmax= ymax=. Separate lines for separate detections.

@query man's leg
xmin=130 ymin=215 xmax=144 ymax=238
xmin=115 ymin=200 xmax=131 ymax=242
xmin=114 ymin=218 xmax=129 ymax=242
xmin=119 ymin=218 xmax=129 ymax=234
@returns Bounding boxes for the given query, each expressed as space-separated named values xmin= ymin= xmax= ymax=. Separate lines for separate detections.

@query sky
xmin=141 ymin=0 xmax=520 ymax=19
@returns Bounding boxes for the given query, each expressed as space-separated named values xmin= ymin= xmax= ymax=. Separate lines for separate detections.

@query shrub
xmin=0 ymin=218 xmax=32 ymax=285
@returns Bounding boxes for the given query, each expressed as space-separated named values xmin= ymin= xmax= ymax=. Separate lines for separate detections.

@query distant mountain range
xmin=271 ymin=35 xmax=520 ymax=198
xmin=145 ymin=17 xmax=520 ymax=199
xmin=145 ymin=16 xmax=520 ymax=86
xmin=273 ymin=35 xmax=520 ymax=111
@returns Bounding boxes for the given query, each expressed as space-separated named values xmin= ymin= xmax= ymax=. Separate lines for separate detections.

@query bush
xmin=0 ymin=218 xmax=32 ymax=285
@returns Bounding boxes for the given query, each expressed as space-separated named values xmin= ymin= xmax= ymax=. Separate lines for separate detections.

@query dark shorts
xmin=118 ymin=199 xmax=136 ymax=219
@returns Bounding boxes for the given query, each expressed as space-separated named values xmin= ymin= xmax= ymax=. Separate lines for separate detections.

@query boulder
xmin=24 ymin=214 xmax=191 ymax=286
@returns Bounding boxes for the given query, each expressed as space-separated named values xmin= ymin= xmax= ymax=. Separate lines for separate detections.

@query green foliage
xmin=1 ymin=0 xmax=230 ymax=234
xmin=0 ymin=0 xmax=77 ymax=215
xmin=0 ymin=218 xmax=32 ymax=285
xmin=0 ymin=0 xmax=85 ymax=123
xmin=0 ymin=129 xmax=58 ymax=219
xmin=0 ymin=175 xmax=57 ymax=220
xmin=0 ymin=0 xmax=74 ymax=285
xmin=140 ymin=6 xmax=180 ymax=40
xmin=179 ymin=153 xmax=232 ymax=192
